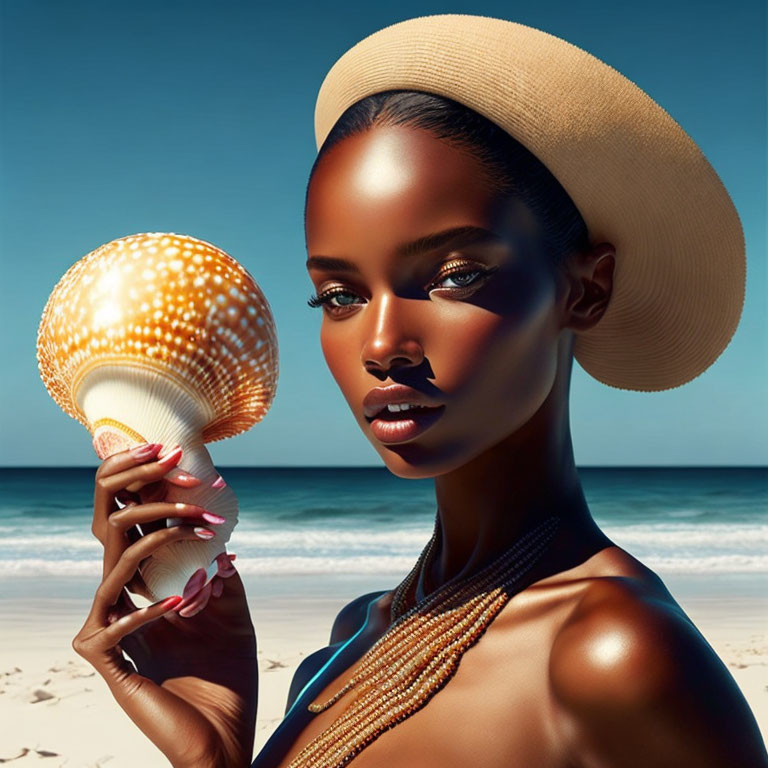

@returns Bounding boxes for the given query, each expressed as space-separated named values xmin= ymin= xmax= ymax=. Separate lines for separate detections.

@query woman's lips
xmin=366 ymin=405 xmax=446 ymax=444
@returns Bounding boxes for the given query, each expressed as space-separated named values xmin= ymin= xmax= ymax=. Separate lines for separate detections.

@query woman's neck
xmin=426 ymin=395 xmax=608 ymax=596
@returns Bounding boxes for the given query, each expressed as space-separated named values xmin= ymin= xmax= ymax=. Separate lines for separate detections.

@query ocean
xmin=1 ymin=467 xmax=766 ymax=579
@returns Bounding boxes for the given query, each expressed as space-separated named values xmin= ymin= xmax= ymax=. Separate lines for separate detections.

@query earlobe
xmin=564 ymin=244 xmax=615 ymax=333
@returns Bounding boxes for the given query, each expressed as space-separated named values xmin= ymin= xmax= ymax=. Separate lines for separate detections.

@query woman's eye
xmin=431 ymin=269 xmax=482 ymax=289
xmin=306 ymin=264 xmax=497 ymax=314
xmin=428 ymin=264 xmax=496 ymax=292
xmin=307 ymin=289 xmax=362 ymax=314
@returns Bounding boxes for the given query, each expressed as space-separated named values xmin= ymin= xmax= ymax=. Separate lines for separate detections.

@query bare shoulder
xmin=328 ymin=589 xmax=392 ymax=645
xmin=284 ymin=589 xmax=390 ymax=715
xmin=548 ymin=573 xmax=768 ymax=767
xmin=549 ymin=574 xmax=696 ymax=705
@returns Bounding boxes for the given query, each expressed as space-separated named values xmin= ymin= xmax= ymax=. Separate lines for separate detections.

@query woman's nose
xmin=360 ymin=292 xmax=424 ymax=372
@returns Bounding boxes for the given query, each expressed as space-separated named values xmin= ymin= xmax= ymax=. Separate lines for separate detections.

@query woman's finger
xmin=75 ymin=595 xmax=183 ymax=662
xmin=102 ymin=501 xmax=225 ymax=578
xmin=103 ymin=502 xmax=225 ymax=576
xmin=98 ymin=445 xmax=186 ymax=498
xmin=176 ymin=581 xmax=213 ymax=618
xmin=93 ymin=445 xmax=205 ymax=547
xmin=95 ymin=525 xmax=215 ymax=613
xmin=109 ymin=502 xmax=226 ymax=533
xmin=92 ymin=443 xmax=163 ymax=541
xmin=102 ymin=502 xmax=227 ymax=578
xmin=102 ymin=595 xmax=184 ymax=644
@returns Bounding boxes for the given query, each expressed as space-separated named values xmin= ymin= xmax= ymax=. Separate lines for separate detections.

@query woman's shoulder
xmin=328 ymin=588 xmax=393 ymax=646
xmin=543 ymin=548 xmax=767 ymax=766
xmin=545 ymin=545 xmax=702 ymax=700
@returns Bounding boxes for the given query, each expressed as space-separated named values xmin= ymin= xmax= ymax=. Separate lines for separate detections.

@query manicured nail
xmin=182 ymin=567 xmax=206 ymax=600
xmin=228 ymin=553 xmax=236 ymax=561
xmin=194 ymin=527 xmax=215 ymax=540
xmin=157 ymin=446 xmax=183 ymax=465
xmin=131 ymin=442 xmax=162 ymax=458
xmin=160 ymin=595 xmax=183 ymax=609
xmin=202 ymin=512 xmax=226 ymax=524
xmin=211 ymin=475 xmax=227 ymax=489
xmin=168 ymin=470 xmax=201 ymax=482
xmin=216 ymin=552 xmax=236 ymax=577
xmin=178 ymin=582 xmax=212 ymax=617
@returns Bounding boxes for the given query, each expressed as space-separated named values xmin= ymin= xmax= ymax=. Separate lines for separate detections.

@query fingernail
xmin=178 ymin=582 xmax=212 ymax=617
xmin=167 ymin=470 xmax=201 ymax=483
xmin=216 ymin=552 xmax=237 ymax=577
xmin=132 ymin=442 xmax=162 ymax=458
xmin=228 ymin=553 xmax=237 ymax=561
xmin=194 ymin=527 xmax=215 ymax=540
xmin=211 ymin=474 xmax=227 ymax=489
xmin=202 ymin=512 xmax=226 ymax=524
xmin=157 ymin=446 xmax=183 ymax=465
xmin=178 ymin=601 xmax=205 ymax=618
xmin=211 ymin=579 xmax=224 ymax=598
xmin=160 ymin=595 xmax=183 ymax=609
xmin=182 ymin=567 xmax=206 ymax=600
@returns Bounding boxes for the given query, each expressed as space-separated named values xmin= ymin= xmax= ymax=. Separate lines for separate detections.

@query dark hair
xmin=306 ymin=90 xmax=590 ymax=265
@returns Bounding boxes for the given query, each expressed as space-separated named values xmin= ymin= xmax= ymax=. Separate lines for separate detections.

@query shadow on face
xmin=304 ymin=124 xmax=589 ymax=479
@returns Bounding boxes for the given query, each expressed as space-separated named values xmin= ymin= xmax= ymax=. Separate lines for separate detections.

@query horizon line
xmin=1 ymin=464 xmax=766 ymax=471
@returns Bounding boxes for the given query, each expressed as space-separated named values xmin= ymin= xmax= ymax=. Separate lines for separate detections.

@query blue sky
xmin=1 ymin=0 xmax=765 ymax=467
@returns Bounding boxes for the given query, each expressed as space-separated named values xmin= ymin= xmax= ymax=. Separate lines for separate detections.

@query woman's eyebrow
xmin=305 ymin=226 xmax=499 ymax=273
xmin=396 ymin=225 xmax=500 ymax=259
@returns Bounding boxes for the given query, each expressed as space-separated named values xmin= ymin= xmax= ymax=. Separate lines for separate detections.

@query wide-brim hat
xmin=313 ymin=14 xmax=745 ymax=392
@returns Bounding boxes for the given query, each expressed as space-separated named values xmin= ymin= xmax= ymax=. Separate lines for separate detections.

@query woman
xmin=72 ymin=14 xmax=767 ymax=768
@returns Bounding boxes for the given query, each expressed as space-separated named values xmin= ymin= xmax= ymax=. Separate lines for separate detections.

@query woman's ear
xmin=561 ymin=243 xmax=615 ymax=333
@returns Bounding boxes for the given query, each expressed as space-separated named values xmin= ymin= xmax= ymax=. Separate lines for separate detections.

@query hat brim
xmin=314 ymin=14 xmax=745 ymax=392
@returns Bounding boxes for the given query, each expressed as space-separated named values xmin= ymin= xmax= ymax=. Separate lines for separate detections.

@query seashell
xmin=36 ymin=233 xmax=278 ymax=600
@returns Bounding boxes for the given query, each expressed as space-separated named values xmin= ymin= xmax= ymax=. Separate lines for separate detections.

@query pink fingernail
xmin=202 ymin=512 xmax=226 ymax=524
xmin=131 ymin=442 xmax=162 ymax=458
xmin=157 ymin=446 xmax=183 ymax=465
xmin=182 ymin=568 xmax=206 ymax=600
xmin=178 ymin=582 xmax=212 ymax=617
xmin=169 ymin=471 xmax=201 ymax=483
xmin=216 ymin=552 xmax=236 ymax=577
xmin=194 ymin=527 xmax=215 ymax=540
xmin=211 ymin=475 xmax=226 ymax=489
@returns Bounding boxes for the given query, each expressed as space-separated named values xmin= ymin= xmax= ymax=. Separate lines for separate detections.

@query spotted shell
xmin=36 ymin=232 xmax=278 ymax=443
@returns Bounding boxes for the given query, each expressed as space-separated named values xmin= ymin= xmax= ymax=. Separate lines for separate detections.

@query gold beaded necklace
xmin=286 ymin=514 xmax=562 ymax=768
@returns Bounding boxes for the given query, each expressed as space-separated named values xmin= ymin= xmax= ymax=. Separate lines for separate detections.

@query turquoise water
xmin=1 ymin=467 xmax=766 ymax=577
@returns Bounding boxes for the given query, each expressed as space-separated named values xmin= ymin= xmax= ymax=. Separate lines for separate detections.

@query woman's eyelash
xmin=425 ymin=263 xmax=497 ymax=291
xmin=307 ymin=264 xmax=497 ymax=310
xmin=307 ymin=288 xmax=361 ymax=310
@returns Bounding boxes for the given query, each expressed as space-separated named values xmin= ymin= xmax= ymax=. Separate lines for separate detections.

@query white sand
xmin=1 ymin=574 xmax=765 ymax=766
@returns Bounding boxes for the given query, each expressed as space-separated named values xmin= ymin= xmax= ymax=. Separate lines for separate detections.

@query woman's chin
xmin=372 ymin=440 xmax=462 ymax=480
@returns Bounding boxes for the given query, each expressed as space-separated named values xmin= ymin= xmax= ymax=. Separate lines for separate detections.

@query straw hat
xmin=313 ymin=14 xmax=745 ymax=392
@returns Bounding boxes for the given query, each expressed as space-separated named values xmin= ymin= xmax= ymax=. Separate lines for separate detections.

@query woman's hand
xmin=90 ymin=442 xmax=230 ymax=615
xmin=73 ymin=444 xmax=259 ymax=768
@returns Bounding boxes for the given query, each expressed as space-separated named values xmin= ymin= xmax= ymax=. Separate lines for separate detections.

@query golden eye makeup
xmin=306 ymin=259 xmax=499 ymax=315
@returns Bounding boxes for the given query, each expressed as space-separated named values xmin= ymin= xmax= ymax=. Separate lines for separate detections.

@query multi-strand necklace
xmin=285 ymin=513 xmax=562 ymax=768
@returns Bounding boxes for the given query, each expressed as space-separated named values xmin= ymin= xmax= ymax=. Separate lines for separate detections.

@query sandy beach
xmin=1 ymin=572 xmax=766 ymax=766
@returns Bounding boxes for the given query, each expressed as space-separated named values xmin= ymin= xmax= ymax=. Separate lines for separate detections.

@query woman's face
xmin=304 ymin=125 xmax=573 ymax=478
